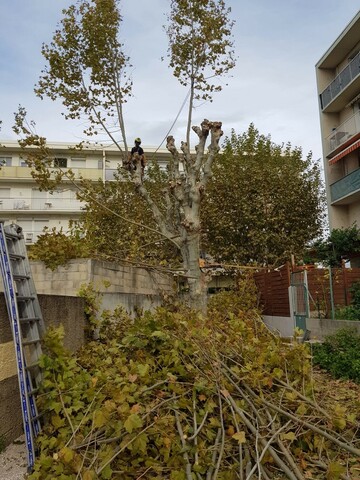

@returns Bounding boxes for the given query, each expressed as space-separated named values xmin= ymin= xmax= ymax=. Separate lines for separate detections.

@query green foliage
xmin=208 ymin=273 xmax=259 ymax=316
xmin=76 ymin=170 xmax=180 ymax=265
xmin=335 ymin=305 xmax=360 ymax=321
xmin=310 ymin=224 xmax=360 ymax=267
xmin=335 ymin=281 xmax=360 ymax=321
xmin=333 ymin=280 xmax=360 ymax=321
xmin=165 ymin=0 xmax=235 ymax=102
xmin=28 ymin=292 xmax=360 ymax=479
xmin=28 ymin=225 xmax=90 ymax=270
xmin=35 ymin=0 xmax=132 ymax=140
xmin=312 ymin=328 xmax=360 ymax=383
xmin=202 ymin=124 xmax=326 ymax=265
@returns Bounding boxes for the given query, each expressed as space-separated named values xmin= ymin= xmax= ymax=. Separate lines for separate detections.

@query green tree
xmin=165 ymin=0 xmax=235 ymax=146
xmin=201 ymin=124 xmax=326 ymax=266
xmin=310 ymin=224 xmax=360 ymax=267
xmin=14 ymin=0 xmax=236 ymax=310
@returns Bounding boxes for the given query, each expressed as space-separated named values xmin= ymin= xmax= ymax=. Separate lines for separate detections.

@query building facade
xmin=0 ymin=141 xmax=170 ymax=243
xmin=316 ymin=10 xmax=360 ymax=230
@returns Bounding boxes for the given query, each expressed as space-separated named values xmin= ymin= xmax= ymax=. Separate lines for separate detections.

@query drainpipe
xmin=102 ymin=149 xmax=106 ymax=182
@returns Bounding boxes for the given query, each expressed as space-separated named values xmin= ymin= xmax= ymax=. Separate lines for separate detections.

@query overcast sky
xmin=0 ymin=1 xmax=359 ymax=163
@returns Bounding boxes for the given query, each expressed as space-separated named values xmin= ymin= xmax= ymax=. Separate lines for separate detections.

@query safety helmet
xmin=134 ymin=137 xmax=141 ymax=144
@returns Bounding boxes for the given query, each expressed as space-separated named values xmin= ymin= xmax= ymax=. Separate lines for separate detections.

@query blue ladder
xmin=0 ymin=222 xmax=45 ymax=471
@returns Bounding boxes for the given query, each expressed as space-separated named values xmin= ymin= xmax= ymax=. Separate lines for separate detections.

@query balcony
xmin=330 ymin=168 xmax=360 ymax=204
xmin=0 ymin=166 xmax=103 ymax=181
xmin=325 ymin=111 xmax=360 ymax=157
xmin=0 ymin=197 xmax=84 ymax=213
xmin=320 ymin=51 xmax=360 ymax=112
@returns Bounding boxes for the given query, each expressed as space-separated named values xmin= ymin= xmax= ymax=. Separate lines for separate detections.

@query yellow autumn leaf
xmin=232 ymin=431 xmax=246 ymax=443
xmin=280 ymin=432 xmax=296 ymax=442
xmin=220 ymin=389 xmax=230 ymax=398
xmin=51 ymin=414 xmax=64 ymax=429
xmin=83 ymin=470 xmax=96 ymax=480
xmin=326 ymin=461 xmax=346 ymax=479
xmin=93 ymin=409 xmax=107 ymax=428
xmin=59 ymin=446 xmax=74 ymax=463
xmin=296 ymin=403 xmax=307 ymax=416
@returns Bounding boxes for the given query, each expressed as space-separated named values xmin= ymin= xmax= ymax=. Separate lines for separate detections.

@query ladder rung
xmin=23 ymin=339 xmax=41 ymax=346
xmin=27 ymin=386 xmax=39 ymax=396
xmin=31 ymin=411 xmax=45 ymax=422
xmin=13 ymin=274 xmax=30 ymax=281
xmin=16 ymin=295 xmax=35 ymax=301
xmin=9 ymin=253 xmax=25 ymax=261
xmin=5 ymin=232 xmax=21 ymax=240
xmin=25 ymin=362 xmax=40 ymax=371
xmin=19 ymin=317 xmax=41 ymax=324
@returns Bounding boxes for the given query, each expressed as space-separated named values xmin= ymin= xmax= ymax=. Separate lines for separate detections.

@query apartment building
xmin=0 ymin=141 xmax=170 ymax=243
xmin=316 ymin=10 xmax=360 ymax=230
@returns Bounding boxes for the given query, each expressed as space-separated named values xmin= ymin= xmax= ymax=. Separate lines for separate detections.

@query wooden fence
xmin=254 ymin=264 xmax=360 ymax=317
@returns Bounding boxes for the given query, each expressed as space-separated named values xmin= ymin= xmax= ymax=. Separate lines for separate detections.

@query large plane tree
xmin=15 ymin=0 xmax=236 ymax=310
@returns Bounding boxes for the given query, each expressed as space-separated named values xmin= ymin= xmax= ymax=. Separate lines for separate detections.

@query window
xmin=0 ymin=157 xmax=12 ymax=167
xmin=0 ymin=188 xmax=11 ymax=198
xmin=71 ymin=157 xmax=86 ymax=168
xmin=54 ymin=157 xmax=68 ymax=168
xmin=25 ymin=233 xmax=33 ymax=244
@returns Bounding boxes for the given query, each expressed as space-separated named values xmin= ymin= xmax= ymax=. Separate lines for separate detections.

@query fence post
xmin=328 ymin=266 xmax=335 ymax=320
xmin=342 ymin=261 xmax=348 ymax=306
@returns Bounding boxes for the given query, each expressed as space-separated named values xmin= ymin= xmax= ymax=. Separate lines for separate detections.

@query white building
xmin=0 ymin=140 xmax=171 ymax=243
xmin=316 ymin=10 xmax=360 ymax=230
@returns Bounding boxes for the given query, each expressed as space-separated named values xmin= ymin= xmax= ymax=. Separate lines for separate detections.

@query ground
xmin=0 ymin=370 xmax=359 ymax=479
xmin=0 ymin=435 xmax=27 ymax=479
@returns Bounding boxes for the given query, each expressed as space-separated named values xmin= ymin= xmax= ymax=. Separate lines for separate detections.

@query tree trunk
xmin=181 ymin=232 xmax=208 ymax=312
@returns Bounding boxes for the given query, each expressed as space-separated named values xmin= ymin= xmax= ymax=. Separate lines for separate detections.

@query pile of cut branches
xmin=30 ymin=291 xmax=360 ymax=479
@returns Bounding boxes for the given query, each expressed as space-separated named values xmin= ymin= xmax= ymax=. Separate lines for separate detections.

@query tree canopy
xmin=14 ymin=0 xmax=236 ymax=309
xmin=307 ymin=224 xmax=360 ymax=267
xmin=201 ymin=124 xmax=326 ymax=266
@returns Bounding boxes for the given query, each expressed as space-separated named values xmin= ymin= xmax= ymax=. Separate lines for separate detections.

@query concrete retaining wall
xmin=0 ymin=259 xmax=174 ymax=446
xmin=29 ymin=258 xmax=175 ymax=312
xmin=0 ymin=294 xmax=86 ymax=445
xmin=263 ymin=314 xmax=360 ymax=339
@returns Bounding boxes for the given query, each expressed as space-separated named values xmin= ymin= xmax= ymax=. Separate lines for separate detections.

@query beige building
xmin=0 ymin=140 xmax=170 ymax=243
xmin=316 ymin=10 xmax=360 ymax=230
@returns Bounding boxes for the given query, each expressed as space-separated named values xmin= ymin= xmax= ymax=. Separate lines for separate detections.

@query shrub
xmin=28 ymin=226 xmax=90 ymax=270
xmin=335 ymin=305 xmax=360 ymax=321
xmin=312 ymin=328 xmax=360 ymax=383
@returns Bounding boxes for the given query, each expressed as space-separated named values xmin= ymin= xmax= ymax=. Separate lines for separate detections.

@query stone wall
xmin=29 ymin=259 xmax=175 ymax=312
xmin=0 ymin=259 xmax=174 ymax=446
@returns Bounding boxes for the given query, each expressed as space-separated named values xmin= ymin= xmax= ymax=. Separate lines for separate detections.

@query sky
xmin=0 ymin=0 xmax=359 ymax=165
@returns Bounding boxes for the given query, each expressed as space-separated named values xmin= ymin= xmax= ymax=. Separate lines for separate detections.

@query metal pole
xmin=328 ymin=266 xmax=335 ymax=320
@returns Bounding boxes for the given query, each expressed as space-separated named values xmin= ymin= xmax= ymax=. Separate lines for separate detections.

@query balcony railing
xmin=320 ymin=51 xmax=360 ymax=110
xmin=325 ymin=111 xmax=360 ymax=157
xmin=330 ymin=168 xmax=360 ymax=204
xmin=0 ymin=197 xmax=84 ymax=212
xmin=0 ymin=166 xmax=103 ymax=181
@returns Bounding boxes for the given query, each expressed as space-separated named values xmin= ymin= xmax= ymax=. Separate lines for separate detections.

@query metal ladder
xmin=0 ymin=222 xmax=45 ymax=471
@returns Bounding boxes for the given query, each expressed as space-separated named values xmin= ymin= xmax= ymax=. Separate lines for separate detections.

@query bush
xmin=335 ymin=305 xmax=360 ymax=321
xmin=335 ymin=280 xmax=360 ymax=321
xmin=28 ymin=226 xmax=90 ymax=270
xmin=312 ymin=328 xmax=360 ymax=383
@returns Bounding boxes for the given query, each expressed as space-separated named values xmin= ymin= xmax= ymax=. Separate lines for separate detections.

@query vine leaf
xmin=232 ymin=431 xmax=246 ymax=443
xmin=124 ymin=413 xmax=142 ymax=433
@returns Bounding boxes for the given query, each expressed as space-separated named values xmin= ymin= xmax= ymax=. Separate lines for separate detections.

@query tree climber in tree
xmin=127 ymin=137 xmax=146 ymax=174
